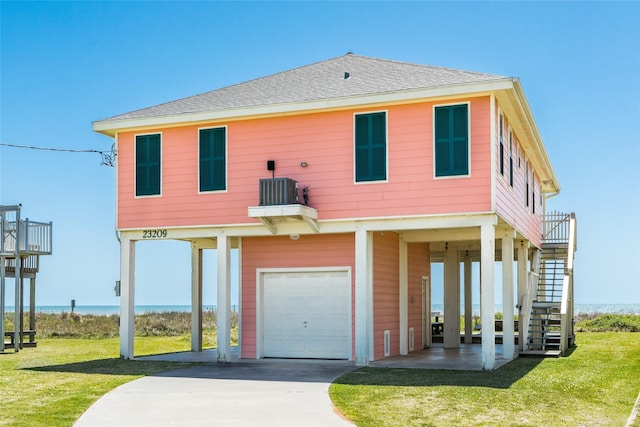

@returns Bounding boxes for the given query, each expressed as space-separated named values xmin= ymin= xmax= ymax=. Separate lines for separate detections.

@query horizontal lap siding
xmin=240 ymin=233 xmax=355 ymax=359
xmin=117 ymin=98 xmax=492 ymax=229
xmin=373 ymin=232 xmax=400 ymax=360
xmin=494 ymin=105 xmax=543 ymax=246
xmin=408 ymin=242 xmax=429 ymax=351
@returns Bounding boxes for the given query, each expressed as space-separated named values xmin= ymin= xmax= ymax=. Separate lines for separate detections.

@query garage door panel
xmin=262 ymin=270 xmax=350 ymax=360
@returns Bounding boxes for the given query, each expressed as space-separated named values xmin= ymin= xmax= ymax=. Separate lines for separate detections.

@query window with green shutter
xmin=135 ymin=134 xmax=161 ymax=196
xmin=355 ymin=112 xmax=386 ymax=182
xmin=435 ymin=104 xmax=469 ymax=177
xmin=199 ymin=127 xmax=226 ymax=192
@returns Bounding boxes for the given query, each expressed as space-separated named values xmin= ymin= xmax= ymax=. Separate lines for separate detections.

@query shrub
xmin=575 ymin=314 xmax=640 ymax=332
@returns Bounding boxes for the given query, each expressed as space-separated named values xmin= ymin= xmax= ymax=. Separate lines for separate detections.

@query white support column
xmin=464 ymin=253 xmax=473 ymax=344
xmin=502 ymin=231 xmax=516 ymax=361
xmin=191 ymin=243 xmax=203 ymax=352
xmin=119 ymin=237 xmax=136 ymax=359
xmin=14 ymin=256 xmax=21 ymax=352
xmin=517 ymin=241 xmax=529 ymax=351
xmin=29 ymin=277 xmax=36 ymax=337
xmin=216 ymin=234 xmax=231 ymax=362
xmin=480 ymin=224 xmax=496 ymax=370
xmin=443 ymin=244 xmax=460 ymax=348
xmin=399 ymin=239 xmax=408 ymax=355
xmin=0 ymin=256 xmax=5 ymax=352
xmin=355 ymin=228 xmax=373 ymax=365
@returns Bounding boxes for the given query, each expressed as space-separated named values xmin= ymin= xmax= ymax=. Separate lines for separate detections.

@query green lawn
xmin=0 ymin=337 xmax=195 ymax=427
xmin=1 ymin=328 xmax=638 ymax=427
xmin=330 ymin=332 xmax=640 ymax=426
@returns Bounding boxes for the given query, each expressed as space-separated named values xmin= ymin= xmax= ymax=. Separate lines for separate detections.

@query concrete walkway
xmin=74 ymin=360 xmax=355 ymax=427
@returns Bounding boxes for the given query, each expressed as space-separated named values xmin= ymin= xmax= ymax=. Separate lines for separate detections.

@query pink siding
xmin=116 ymin=98 xmax=493 ymax=229
xmin=240 ymin=233 xmax=355 ymax=359
xmin=494 ymin=105 xmax=543 ymax=246
xmin=372 ymin=232 xmax=400 ymax=360
xmin=408 ymin=243 xmax=430 ymax=350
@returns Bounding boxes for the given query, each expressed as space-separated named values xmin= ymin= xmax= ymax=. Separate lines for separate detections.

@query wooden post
xmin=1 ymin=256 xmax=5 ymax=352
xmin=464 ymin=253 xmax=473 ymax=344
xmin=399 ymin=239 xmax=408 ymax=355
xmin=216 ymin=234 xmax=231 ymax=362
xmin=119 ymin=237 xmax=135 ymax=359
xmin=355 ymin=228 xmax=373 ymax=365
xmin=502 ymin=232 xmax=516 ymax=361
xmin=191 ymin=243 xmax=203 ymax=352
xmin=481 ymin=224 xmax=496 ymax=370
xmin=14 ymin=256 xmax=21 ymax=352
xmin=517 ymin=241 xmax=529 ymax=352
xmin=29 ymin=277 xmax=36 ymax=344
xmin=19 ymin=272 xmax=24 ymax=349
xmin=443 ymin=244 xmax=460 ymax=348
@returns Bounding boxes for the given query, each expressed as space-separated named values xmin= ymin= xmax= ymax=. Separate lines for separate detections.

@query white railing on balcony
xmin=542 ymin=210 xmax=572 ymax=244
xmin=1 ymin=219 xmax=53 ymax=256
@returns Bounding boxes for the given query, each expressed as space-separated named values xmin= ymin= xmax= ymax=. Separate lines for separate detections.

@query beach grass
xmin=330 ymin=331 xmax=640 ymax=426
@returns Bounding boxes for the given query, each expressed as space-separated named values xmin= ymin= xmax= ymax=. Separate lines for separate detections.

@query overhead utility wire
xmin=0 ymin=142 xmax=116 ymax=167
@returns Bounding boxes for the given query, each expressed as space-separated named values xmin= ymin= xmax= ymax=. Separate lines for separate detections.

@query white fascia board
xmin=117 ymin=212 xmax=500 ymax=240
xmin=511 ymin=80 xmax=560 ymax=194
xmin=93 ymin=79 xmax=516 ymax=136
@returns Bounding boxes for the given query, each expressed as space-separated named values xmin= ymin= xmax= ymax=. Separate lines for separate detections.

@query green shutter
xmin=136 ymin=134 xmax=161 ymax=196
xmin=355 ymin=112 xmax=386 ymax=182
xmin=199 ymin=128 xmax=226 ymax=191
xmin=435 ymin=105 xmax=468 ymax=177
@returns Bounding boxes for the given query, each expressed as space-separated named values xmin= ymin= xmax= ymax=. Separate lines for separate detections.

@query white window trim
xmin=197 ymin=125 xmax=229 ymax=194
xmin=433 ymin=101 xmax=471 ymax=180
xmin=134 ymin=131 xmax=163 ymax=199
xmin=353 ymin=110 xmax=389 ymax=185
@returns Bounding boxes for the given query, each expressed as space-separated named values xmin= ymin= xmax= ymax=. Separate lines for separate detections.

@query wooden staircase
xmin=522 ymin=212 xmax=577 ymax=357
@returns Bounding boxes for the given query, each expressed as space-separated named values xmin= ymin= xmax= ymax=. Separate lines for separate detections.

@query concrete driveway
xmin=74 ymin=360 xmax=355 ymax=427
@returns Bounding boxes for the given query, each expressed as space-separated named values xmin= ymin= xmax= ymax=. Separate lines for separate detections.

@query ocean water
xmin=4 ymin=303 xmax=639 ymax=315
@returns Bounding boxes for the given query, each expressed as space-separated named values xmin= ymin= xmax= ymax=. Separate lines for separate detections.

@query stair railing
xmin=521 ymin=249 xmax=541 ymax=351
xmin=559 ymin=213 xmax=577 ymax=355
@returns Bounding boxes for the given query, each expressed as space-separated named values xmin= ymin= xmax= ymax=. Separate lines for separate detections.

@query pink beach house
xmin=93 ymin=54 xmax=577 ymax=370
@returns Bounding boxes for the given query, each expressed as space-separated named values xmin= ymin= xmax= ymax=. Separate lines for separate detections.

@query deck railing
xmin=1 ymin=219 xmax=53 ymax=255
xmin=542 ymin=211 xmax=572 ymax=244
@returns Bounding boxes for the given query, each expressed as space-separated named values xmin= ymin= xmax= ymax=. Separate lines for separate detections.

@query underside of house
xmin=116 ymin=206 xmax=576 ymax=370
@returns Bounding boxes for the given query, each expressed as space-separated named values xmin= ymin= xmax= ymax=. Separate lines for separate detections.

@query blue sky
xmin=1 ymin=1 xmax=638 ymax=307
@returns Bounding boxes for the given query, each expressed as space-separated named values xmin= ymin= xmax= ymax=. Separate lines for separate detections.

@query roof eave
xmin=512 ymin=79 xmax=560 ymax=194
xmin=93 ymin=78 xmax=515 ymax=137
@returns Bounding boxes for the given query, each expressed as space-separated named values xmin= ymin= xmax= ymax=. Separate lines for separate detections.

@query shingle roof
xmin=100 ymin=54 xmax=508 ymax=122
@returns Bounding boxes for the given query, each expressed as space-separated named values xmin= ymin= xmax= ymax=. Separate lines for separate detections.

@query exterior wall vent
xmin=409 ymin=327 xmax=415 ymax=352
xmin=384 ymin=330 xmax=391 ymax=357
xmin=259 ymin=178 xmax=298 ymax=206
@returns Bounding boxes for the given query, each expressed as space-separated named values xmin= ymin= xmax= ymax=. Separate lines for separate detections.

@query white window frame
xmin=197 ymin=125 xmax=229 ymax=194
xmin=353 ymin=110 xmax=389 ymax=185
xmin=134 ymin=131 xmax=163 ymax=199
xmin=433 ymin=101 xmax=471 ymax=180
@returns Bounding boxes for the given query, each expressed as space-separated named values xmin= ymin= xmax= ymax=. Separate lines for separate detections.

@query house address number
xmin=142 ymin=229 xmax=168 ymax=239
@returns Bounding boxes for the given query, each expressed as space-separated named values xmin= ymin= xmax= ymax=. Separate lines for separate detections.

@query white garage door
xmin=262 ymin=270 xmax=350 ymax=359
